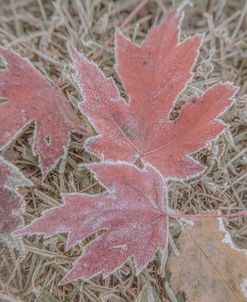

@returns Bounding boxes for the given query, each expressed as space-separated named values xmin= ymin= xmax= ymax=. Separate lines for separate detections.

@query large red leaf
xmin=14 ymin=162 xmax=168 ymax=283
xmin=70 ymin=11 xmax=237 ymax=178
xmin=0 ymin=156 xmax=31 ymax=245
xmin=0 ymin=48 xmax=89 ymax=174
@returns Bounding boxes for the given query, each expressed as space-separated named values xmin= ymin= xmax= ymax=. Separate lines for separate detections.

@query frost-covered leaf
xmin=0 ymin=156 xmax=31 ymax=245
xmin=14 ymin=162 xmax=168 ymax=284
xmin=167 ymin=219 xmax=247 ymax=302
xmin=70 ymin=11 xmax=237 ymax=178
xmin=0 ymin=48 xmax=89 ymax=174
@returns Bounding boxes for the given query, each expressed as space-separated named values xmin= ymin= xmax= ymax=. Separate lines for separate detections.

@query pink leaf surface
xmin=0 ymin=48 xmax=89 ymax=174
xmin=14 ymin=162 xmax=168 ymax=283
xmin=0 ymin=156 xmax=31 ymax=245
xmin=70 ymin=11 xmax=237 ymax=178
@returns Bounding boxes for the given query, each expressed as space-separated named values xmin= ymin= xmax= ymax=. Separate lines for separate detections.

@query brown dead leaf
xmin=167 ymin=219 xmax=247 ymax=302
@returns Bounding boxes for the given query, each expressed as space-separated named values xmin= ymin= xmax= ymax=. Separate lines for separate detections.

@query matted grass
xmin=0 ymin=0 xmax=246 ymax=301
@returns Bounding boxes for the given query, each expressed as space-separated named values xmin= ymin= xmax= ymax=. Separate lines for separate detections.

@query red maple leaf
xmin=14 ymin=162 xmax=168 ymax=283
xmin=12 ymin=10 xmax=240 ymax=285
xmin=0 ymin=156 xmax=31 ymax=245
xmin=0 ymin=48 xmax=89 ymax=174
xmin=70 ymin=11 xmax=237 ymax=178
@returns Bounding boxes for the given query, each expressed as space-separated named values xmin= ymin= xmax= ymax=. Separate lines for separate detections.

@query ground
xmin=0 ymin=0 xmax=246 ymax=301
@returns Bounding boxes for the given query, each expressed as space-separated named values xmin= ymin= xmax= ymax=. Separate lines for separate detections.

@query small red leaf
xmin=0 ymin=156 xmax=31 ymax=245
xmin=14 ymin=162 xmax=168 ymax=283
xmin=0 ymin=48 xmax=89 ymax=174
xmin=70 ymin=11 xmax=237 ymax=178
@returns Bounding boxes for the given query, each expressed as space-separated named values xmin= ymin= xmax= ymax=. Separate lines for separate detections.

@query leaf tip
xmin=67 ymin=43 xmax=79 ymax=62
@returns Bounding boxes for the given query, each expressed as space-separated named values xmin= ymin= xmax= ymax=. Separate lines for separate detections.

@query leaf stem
xmin=165 ymin=210 xmax=247 ymax=220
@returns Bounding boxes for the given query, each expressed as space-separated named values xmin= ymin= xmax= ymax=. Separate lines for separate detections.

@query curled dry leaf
xmin=14 ymin=162 xmax=168 ymax=284
xmin=70 ymin=11 xmax=237 ymax=178
xmin=166 ymin=219 xmax=247 ymax=302
xmin=0 ymin=156 xmax=32 ymax=246
xmin=0 ymin=48 xmax=89 ymax=174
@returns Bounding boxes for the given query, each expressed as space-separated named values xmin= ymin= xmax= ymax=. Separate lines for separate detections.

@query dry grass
xmin=0 ymin=0 xmax=246 ymax=301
